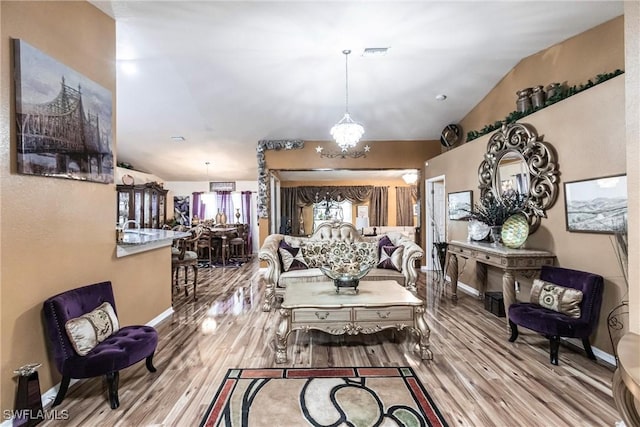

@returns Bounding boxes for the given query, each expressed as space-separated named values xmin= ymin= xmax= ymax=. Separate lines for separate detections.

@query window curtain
xmin=192 ymin=192 xmax=205 ymax=221
xmin=369 ymin=186 xmax=388 ymax=226
xmin=241 ymin=191 xmax=252 ymax=254
xmin=280 ymin=187 xmax=298 ymax=235
xmin=396 ymin=186 xmax=414 ymax=226
xmin=216 ymin=191 xmax=232 ymax=223
xmin=295 ymin=185 xmax=373 ymax=205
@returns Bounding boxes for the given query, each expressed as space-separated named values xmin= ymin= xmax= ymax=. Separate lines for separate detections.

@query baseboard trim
xmin=2 ymin=305 xmax=176 ymax=424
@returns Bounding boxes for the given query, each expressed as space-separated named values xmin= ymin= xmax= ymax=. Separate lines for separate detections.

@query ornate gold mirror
xmin=478 ymin=122 xmax=559 ymax=233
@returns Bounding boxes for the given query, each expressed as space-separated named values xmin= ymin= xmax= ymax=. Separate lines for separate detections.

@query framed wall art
xmin=13 ymin=39 xmax=113 ymax=183
xmin=564 ymin=174 xmax=627 ymax=233
xmin=448 ymin=190 xmax=473 ymax=220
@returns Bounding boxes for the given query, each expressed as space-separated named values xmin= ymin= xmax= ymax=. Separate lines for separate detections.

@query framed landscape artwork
xmin=448 ymin=191 xmax=473 ymax=220
xmin=564 ymin=174 xmax=627 ymax=233
xmin=13 ymin=39 xmax=113 ymax=183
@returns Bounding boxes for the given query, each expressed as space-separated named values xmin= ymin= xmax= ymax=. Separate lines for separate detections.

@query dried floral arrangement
xmin=466 ymin=192 xmax=525 ymax=227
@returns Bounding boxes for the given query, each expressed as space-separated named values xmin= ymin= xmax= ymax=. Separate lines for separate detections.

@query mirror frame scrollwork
xmin=478 ymin=122 xmax=559 ymax=233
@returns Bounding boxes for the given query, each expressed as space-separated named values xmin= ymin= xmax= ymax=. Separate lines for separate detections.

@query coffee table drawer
xmin=354 ymin=307 xmax=414 ymax=321
xmin=293 ymin=308 xmax=351 ymax=322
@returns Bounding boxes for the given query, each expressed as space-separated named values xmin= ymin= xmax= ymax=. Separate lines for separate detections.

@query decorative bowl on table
xmin=319 ymin=264 xmax=373 ymax=294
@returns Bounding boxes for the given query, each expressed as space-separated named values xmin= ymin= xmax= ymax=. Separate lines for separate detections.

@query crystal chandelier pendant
xmin=330 ymin=113 xmax=365 ymax=151
xmin=331 ymin=50 xmax=364 ymax=151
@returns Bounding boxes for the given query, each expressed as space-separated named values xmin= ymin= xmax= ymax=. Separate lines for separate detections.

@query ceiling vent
xmin=362 ymin=47 xmax=389 ymax=57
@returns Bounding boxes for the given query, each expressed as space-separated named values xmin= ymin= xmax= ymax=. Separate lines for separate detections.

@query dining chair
xmin=172 ymin=228 xmax=200 ymax=300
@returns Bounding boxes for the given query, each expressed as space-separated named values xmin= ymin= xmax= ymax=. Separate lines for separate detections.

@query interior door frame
xmin=269 ymin=173 xmax=281 ymax=235
xmin=425 ymin=174 xmax=446 ymax=271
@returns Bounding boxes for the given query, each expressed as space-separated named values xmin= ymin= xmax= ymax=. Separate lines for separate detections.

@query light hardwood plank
xmin=40 ymin=258 xmax=620 ymax=426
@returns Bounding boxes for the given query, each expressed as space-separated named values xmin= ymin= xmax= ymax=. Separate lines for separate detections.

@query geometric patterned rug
xmin=200 ymin=367 xmax=448 ymax=427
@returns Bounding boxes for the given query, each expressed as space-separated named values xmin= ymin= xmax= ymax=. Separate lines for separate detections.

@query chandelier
xmin=330 ymin=50 xmax=364 ymax=151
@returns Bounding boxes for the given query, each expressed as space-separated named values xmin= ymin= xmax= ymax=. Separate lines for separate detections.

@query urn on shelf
xmin=531 ymin=85 xmax=546 ymax=109
xmin=515 ymin=88 xmax=533 ymax=113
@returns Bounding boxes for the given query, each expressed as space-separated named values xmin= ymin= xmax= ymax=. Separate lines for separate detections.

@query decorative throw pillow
xmin=377 ymin=235 xmax=393 ymax=258
xmin=377 ymin=245 xmax=404 ymax=271
xmin=350 ymin=242 xmax=378 ymax=268
xmin=278 ymin=240 xmax=308 ymax=272
xmin=530 ymin=279 xmax=584 ymax=318
xmin=65 ymin=302 xmax=120 ymax=356
xmin=300 ymin=241 xmax=329 ymax=268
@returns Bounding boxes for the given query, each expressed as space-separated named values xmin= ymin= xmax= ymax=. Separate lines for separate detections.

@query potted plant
xmin=466 ymin=193 xmax=525 ymax=244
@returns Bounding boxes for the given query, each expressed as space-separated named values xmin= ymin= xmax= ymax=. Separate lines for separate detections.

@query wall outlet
xmin=515 ymin=281 xmax=521 ymax=293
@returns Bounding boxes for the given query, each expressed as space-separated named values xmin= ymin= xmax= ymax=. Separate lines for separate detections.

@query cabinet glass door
xmin=118 ymin=192 xmax=130 ymax=225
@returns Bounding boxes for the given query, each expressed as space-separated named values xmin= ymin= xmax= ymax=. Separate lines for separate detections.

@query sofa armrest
xmin=258 ymin=233 xmax=284 ymax=310
xmin=387 ymin=232 xmax=423 ymax=292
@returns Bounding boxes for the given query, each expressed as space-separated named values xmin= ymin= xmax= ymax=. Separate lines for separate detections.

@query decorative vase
xmin=215 ymin=209 xmax=222 ymax=224
xmin=235 ymin=208 xmax=241 ymax=223
xmin=220 ymin=211 xmax=227 ymax=225
xmin=489 ymin=226 xmax=502 ymax=246
xmin=531 ymin=85 xmax=546 ymax=109
xmin=515 ymin=88 xmax=533 ymax=113
xmin=501 ymin=214 xmax=530 ymax=248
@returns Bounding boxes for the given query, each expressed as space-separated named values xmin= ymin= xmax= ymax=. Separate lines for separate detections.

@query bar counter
xmin=116 ymin=228 xmax=190 ymax=258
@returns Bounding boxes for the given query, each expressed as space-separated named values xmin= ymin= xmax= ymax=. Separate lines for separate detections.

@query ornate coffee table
xmin=275 ymin=280 xmax=432 ymax=363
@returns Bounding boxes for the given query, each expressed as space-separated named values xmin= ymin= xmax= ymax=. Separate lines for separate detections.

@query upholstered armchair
xmin=43 ymin=281 xmax=158 ymax=409
xmin=508 ymin=265 xmax=604 ymax=365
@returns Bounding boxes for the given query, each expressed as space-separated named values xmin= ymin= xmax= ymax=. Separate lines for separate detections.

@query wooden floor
xmin=42 ymin=257 xmax=621 ymax=426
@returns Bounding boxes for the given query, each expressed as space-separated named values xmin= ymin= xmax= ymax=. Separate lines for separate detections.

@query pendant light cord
xmin=343 ymin=49 xmax=351 ymax=114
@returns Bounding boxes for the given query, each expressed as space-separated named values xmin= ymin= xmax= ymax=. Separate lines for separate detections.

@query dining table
xmin=209 ymin=226 xmax=238 ymax=267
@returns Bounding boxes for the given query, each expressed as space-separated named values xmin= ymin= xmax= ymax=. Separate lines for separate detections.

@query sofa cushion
xmin=65 ymin=302 xmax=120 ymax=356
xmin=530 ymin=279 xmax=583 ymax=318
xmin=378 ymin=245 xmax=404 ymax=271
xmin=278 ymin=240 xmax=308 ymax=272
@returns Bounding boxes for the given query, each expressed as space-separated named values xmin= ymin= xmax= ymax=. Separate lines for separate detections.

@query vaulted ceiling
xmin=91 ymin=1 xmax=623 ymax=182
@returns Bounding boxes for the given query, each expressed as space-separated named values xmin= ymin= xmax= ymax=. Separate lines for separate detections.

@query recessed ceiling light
xmin=362 ymin=47 xmax=389 ymax=57
xmin=171 ymin=136 xmax=186 ymax=142
xmin=435 ymin=94 xmax=447 ymax=101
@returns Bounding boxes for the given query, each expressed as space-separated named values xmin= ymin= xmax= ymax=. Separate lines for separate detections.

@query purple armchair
xmin=508 ymin=265 xmax=604 ymax=365
xmin=43 ymin=281 xmax=158 ymax=409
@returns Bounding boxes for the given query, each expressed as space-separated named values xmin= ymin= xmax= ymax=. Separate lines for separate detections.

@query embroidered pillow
xmin=65 ymin=302 xmax=120 ymax=356
xmin=301 ymin=241 xmax=329 ymax=268
xmin=377 ymin=245 xmax=404 ymax=271
xmin=351 ymin=242 xmax=378 ymax=268
xmin=530 ymin=279 xmax=584 ymax=318
xmin=278 ymin=240 xmax=308 ymax=272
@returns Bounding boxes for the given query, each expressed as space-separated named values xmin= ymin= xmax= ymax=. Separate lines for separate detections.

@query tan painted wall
xmin=0 ymin=1 xmax=172 ymax=409
xmin=425 ymin=76 xmax=626 ymax=354
xmin=459 ymin=16 xmax=624 ymax=145
xmin=624 ymin=2 xmax=639 ymax=335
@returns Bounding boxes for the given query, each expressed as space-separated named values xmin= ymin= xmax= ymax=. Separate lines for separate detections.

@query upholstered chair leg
xmin=508 ymin=321 xmax=519 ymax=342
xmin=106 ymin=371 xmax=120 ymax=409
xmin=549 ymin=336 xmax=560 ymax=365
xmin=146 ymin=353 xmax=157 ymax=373
xmin=582 ymin=338 xmax=597 ymax=360
xmin=52 ymin=375 xmax=71 ymax=407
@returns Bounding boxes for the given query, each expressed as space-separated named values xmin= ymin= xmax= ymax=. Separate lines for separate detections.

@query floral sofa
xmin=258 ymin=222 xmax=424 ymax=311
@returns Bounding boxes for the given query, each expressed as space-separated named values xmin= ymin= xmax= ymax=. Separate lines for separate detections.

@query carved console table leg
xmin=447 ymin=253 xmax=459 ymax=302
xmin=476 ymin=262 xmax=487 ymax=300
xmin=275 ymin=309 xmax=291 ymax=364
xmin=502 ymin=270 xmax=516 ymax=330
xmin=414 ymin=307 xmax=433 ymax=360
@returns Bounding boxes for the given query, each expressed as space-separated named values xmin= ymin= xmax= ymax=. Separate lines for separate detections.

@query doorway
xmin=425 ymin=175 xmax=446 ymax=271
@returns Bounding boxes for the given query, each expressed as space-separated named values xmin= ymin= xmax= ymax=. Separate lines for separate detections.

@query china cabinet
xmin=116 ymin=182 xmax=168 ymax=229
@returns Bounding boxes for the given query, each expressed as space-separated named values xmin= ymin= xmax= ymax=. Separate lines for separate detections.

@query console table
xmin=446 ymin=240 xmax=555 ymax=319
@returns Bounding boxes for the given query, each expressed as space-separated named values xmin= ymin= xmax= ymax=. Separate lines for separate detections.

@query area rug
xmin=200 ymin=367 xmax=448 ymax=427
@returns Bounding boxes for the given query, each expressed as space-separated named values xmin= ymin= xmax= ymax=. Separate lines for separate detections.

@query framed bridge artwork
xmin=13 ymin=39 xmax=113 ymax=184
